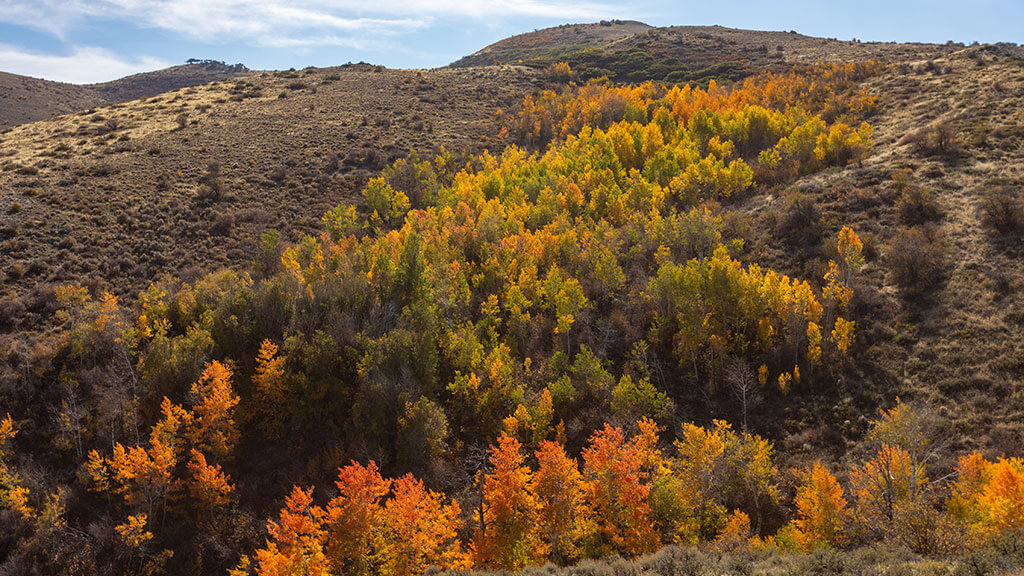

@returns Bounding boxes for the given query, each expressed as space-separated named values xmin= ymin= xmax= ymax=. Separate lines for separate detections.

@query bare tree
xmin=724 ymin=358 xmax=761 ymax=431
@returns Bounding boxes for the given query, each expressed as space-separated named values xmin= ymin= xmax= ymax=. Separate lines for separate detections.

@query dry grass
xmin=741 ymin=44 xmax=1024 ymax=459
xmin=0 ymin=64 xmax=538 ymax=330
xmin=0 ymin=62 xmax=249 ymax=129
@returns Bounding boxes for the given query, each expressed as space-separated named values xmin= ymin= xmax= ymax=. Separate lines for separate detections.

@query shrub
xmin=901 ymin=121 xmax=961 ymax=159
xmin=544 ymin=62 xmax=574 ymax=82
xmin=0 ymin=295 xmax=26 ymax=330
xmin=979 ymin=186 xmax=1024 ymax=236
xmin=896 ymin=185 xmax=942 ymax=225
xmin=268 ymin=165 xmax=287 ymax=183
xmin=886 ymin=225 xmax=946 ymax=296
xmin=210 ymin=212 xmax=235 ymax=236
xmin=776 ymin=190 xmax=822 ymax=249
xmin=196 ymin=161 xmax=225 ymax=202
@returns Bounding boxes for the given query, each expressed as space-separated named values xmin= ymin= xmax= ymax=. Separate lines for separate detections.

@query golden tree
xmin=791 ymin=462 xmax=848 ymax=551
xmin=188 ymin=360 xmax=240 ymax=461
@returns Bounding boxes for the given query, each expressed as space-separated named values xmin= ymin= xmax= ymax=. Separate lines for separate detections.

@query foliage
xmin=0 ymin=64 xmax=891 ymax=575
xmin=790 ymin=463 xmax=848 ymax=551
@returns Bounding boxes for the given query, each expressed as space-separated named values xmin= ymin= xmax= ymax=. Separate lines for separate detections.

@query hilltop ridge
xmin=0 ymin=60 xmax=251 ymax=128
xmin=451 ymin=21 xmax=960 ymax=83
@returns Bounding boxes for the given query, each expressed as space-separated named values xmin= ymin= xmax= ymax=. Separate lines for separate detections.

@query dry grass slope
xmin=740 ymin=44 xmax=1024 ymax=462
xmin=0 ymin=64 xmax=539 ymax=329
xmin=0 ymin=62 xmax=251 ymax=129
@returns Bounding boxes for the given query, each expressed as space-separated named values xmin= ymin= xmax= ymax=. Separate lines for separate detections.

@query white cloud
xmin=0 ymin=0 xmax=619 ymax=44
xmin=0 ymin=0 xmax=624 ymax=82
xmin=0 ymin=43 xmax=169 ymax=84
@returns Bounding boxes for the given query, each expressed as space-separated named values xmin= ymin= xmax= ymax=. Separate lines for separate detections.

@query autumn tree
xmin=383 ymin=474 xmax=471 ymax=575
xmin=324 ymin=461 xmax=390 ymax=575
xmin=188 ymin=360 xmax=240 ymax=461
xmin=850 ymin=444 xmax=928 ymax=541
xmin=256 ymin=487 xmax=330 ymax=576
xmin=790 ymin=462 xmax=848 ymax=551
xmin=534 ymin=439 xmax=584 ymax=563
xmin=0 ymin=414 xmax=32 ymax=520
xmin=672 ymin=420 xmax=779 ymax=539
xmin=474 ymin=434 xmax=542 ymax=569
xmin=251 ymin=339 xmax=289 ymax=439
xmin=187 ymin=449 xmax=236 ymax=524
xmin=90 ymin=397 xmax=192 ymax=520
xmin=948 ymin=453 xmax=1024 ymax=544
xmin=579 ymin=421 xmax=659 ymax=557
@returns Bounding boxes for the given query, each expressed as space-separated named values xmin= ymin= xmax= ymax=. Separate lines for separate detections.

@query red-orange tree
xmin=474 ymin=433 xmax=542 ymax=569
xmin=579 ymin=421 xmax=659 ymax=557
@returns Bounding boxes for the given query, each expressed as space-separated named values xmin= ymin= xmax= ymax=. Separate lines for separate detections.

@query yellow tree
xmin=836 ymin=226 xmax=864 ymax=284
xmin=673 ymin=420 xmax=779 ymax=540
xmin=791 ymin=462 xmax=848 ymax=551
xmin=850 ymin=444 xmax=927 ymax=540
xmin=252 ymin=339 xmax=288 ymax=439
xmin=831 ymin=317 xmax=855 ymax=354
xmin=188 ymin=361 xmax=240 ymax=461
xmin=0 ymin=414 xmax=33 ymax=520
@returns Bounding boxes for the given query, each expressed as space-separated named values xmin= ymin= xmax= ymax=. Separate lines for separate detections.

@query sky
xmin=0 ymin=0 xmax=1020 ymax=84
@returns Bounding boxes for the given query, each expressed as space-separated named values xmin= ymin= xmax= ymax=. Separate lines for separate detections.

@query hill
xmin=2 ymin=22 xmax=1022 ymax=477
xmin=0 ymin=61 xmax=251 ymax=129
xmin=0 ymin=63 xmax=537 ymax=328
xmin=451 ymin=21 xmax=958 ymax=83
xmin=0 ymin=71 xmax=105 ymax=129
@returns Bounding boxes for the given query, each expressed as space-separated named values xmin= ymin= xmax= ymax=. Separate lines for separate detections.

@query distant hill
xmin=0 ymin=61 xmax=250 ymax=128
xmin=451 ymin=21 xmax=957 ymax=83
xmin=0 ymin=72 xmax=104 ymax=129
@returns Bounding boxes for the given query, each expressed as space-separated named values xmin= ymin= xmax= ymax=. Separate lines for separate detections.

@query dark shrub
xmin=980 ymin=186 xmax=1024 ymax=236
xmin=901 ymin=121 xmax=961 ymax=159
xmin=887 ymin=225 xmax=946 ymax=296
xmin=196 ymin=161 xmax=225 ymax=201
xmin=896 ymin=185 xmax=943 ymax=224
xmin=776 ymin=190 xmax=822 ymax=249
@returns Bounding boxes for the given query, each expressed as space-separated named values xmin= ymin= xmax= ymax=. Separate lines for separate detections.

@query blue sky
xmin=0 ymin=0 xmax=1019 ymax=84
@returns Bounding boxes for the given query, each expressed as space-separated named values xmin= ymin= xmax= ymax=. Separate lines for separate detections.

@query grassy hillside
xmin=0 ymin=61 xmax=251 ymax=129
xmin=0 ymin=71 xmax=105 ymax=129
xmin=0 ymin=64 xmax=537 ymax=330
xmin=451 ymin=21 xmax=958 ymax=83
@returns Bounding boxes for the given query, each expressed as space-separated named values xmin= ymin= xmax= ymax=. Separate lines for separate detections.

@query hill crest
xmin=0 ymin=61 xmax=251 ymax=129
